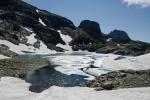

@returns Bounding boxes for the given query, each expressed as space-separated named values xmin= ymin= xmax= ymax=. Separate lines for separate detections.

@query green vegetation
xmin=0 ymin=58 xmax=47 ymax=70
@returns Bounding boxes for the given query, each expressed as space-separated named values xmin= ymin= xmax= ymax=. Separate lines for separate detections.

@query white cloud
xmin=122 ymin=0 xmax=150 ymax=7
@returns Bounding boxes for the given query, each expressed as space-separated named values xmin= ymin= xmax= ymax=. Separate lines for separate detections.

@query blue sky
xmin=23 ymin=0 xmax=150 ymax=43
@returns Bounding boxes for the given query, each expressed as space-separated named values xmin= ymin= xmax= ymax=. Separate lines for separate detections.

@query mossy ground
xmin=0 ymin=57 xmax=48 ymax=78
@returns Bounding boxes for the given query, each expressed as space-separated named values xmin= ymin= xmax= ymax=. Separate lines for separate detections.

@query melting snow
xmin=0 ymin=77 xmax=150 ymax=100
xmin=0 ymin=51 xmax=150 ymax=100
xmin=56 ymin=30 xmax=73 ymax=52
xmin=45 ymin=52 xmax=116 ymax=80
xmin=43 ymin=52 xmax=150 ymax=80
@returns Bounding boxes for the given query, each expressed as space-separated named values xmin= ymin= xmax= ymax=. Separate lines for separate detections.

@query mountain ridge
xmin=0 ymin=0 xmax=150 ymax=57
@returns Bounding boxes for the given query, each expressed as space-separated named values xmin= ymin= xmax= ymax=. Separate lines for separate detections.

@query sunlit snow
xmin=0 ymin=77 xmax=150 ymax=100
xmin=36 ymin=9 xmax=47 ymax=26
xmin=56 ymin=30 xmax=73 ymax=52
xmin=39 ymin=18 xmax=46 ymax=26
xmin=0 ymin=54 xmax=10 ymax=59
xmin=0 ymin=27 xmax=57 ymax=55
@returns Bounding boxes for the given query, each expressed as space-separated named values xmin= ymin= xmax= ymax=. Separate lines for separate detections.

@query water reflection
xmin=25 ymin=66 xmax=88 ymax=93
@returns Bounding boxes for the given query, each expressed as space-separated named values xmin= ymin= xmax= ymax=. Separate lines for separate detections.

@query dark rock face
xmin=61 ymin=27 xmax=96 ymax=44
xmin=0 ymin=0 xmax=149 ymax=56
xmin=96 ymin=41 xmax=150 ymax=56
xmin=106 ymin=30 xmax=131 ymax=43
xmin=79 ymin=20 xmax=103 ymax=41
xmin=33 ymin=24 xmax=65 ymax=45
xmin=60 ymin=27 xmax=99 ymax=51
xmin=38 ymin=10 xmax=75 ymax=30
xmin=0 ymin=44 xmax=18 ymax=57
xmin=0 ymin=0 xmax=75 ymax=52
xmin=82 ymin=69 xmax=150 ymax=91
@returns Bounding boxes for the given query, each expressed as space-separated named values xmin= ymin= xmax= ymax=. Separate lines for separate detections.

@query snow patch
xmin=36 ymin=9 xmax=39 ymax=13
xmin=56 ymin=30 xmax=73 ymax=52
xmin=0 ymin=39 xmax=56 ymax=55
xmin=107 ymin=38 xmax=112 ymax=42
xmin=0 ymin=27 xmax=57 ymax=55
xmin=36 ymin=9 xmax=47 ymax=26
xmin=45 ymin=52 xmax=113 ymax=80
xmin=26 ymin=34 xmax=37 ymax=45
xmin=44 ymin=52 xmax=150 ymax=79
xmin=24 ymin=27 xmax=33 ymax=33
xmin=103 ymin=53 xmax=150 ymax=71
xmin=39 ymin=18 xmax=46 ymax=26
xmin=0 ymin=54 xmax=9 ymax=59
xmin=1 ymin=77 xmax=150 ymax=100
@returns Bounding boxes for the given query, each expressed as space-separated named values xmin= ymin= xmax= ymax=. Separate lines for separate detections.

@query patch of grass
xmin=1 ymin=58 xmax=48 ymax=70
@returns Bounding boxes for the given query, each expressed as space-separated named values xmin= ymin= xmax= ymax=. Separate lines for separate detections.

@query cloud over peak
xmin=122 ymin=0 xmax=150 ymax=7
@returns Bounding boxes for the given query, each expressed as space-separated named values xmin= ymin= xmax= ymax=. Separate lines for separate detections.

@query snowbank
xmin=0 ymin=27 xmax=57 ymax=55
xmin=0 ymin=77 xmax=150 ymax=100
xmin=0 ymin=39 xmax=56 ymax=55
xmin=103 ymin=53 xmax=150 ymax=70
xmin=56 ymin=30 xmax=73 ymax=52
xmin=0 ymin=54 xmax=9 ymax=59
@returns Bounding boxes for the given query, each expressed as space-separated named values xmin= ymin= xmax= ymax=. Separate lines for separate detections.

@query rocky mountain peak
xmin=106 ymin=29 xmax=131 ymax=43
xmin=79 ymin=20 xmax=103 ymax=41
xmin=0 ymin=0 xmax=150 ymax=56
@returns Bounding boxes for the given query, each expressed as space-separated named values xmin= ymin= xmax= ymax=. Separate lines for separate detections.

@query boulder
xmin=101 ymin=81 xmax=114 ymax=90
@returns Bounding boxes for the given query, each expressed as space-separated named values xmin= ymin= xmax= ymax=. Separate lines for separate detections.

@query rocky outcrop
xmin=38 ymin=10 xmax=75 ymax=29
xmin=82 ymin=69 xmax=150 ymax=90
xmin=61 ymin=27 xmax=94 ymax=43
xmin=96 ymin=40 xmax=150 ymax=56
xmin=0 ymin=0 xmax=149 ymax=56
xmin=0 ymin=44 xmax=18 ymax=57
xmin=0 ymin=0 xmax=75 ymax=53
xmin=79 ymin=20 xmax=103 ymax=42
xmin=105 ymin=30 xmax=131 ymax=43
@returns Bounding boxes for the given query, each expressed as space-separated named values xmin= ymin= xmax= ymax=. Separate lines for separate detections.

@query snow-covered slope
xmin=0 ymin=27 xmax=56 ymax=55
xmin=0 ymin=77 xmax=150 ymax=100
xmin=56 ymin=30 xmax=73 ymax=52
